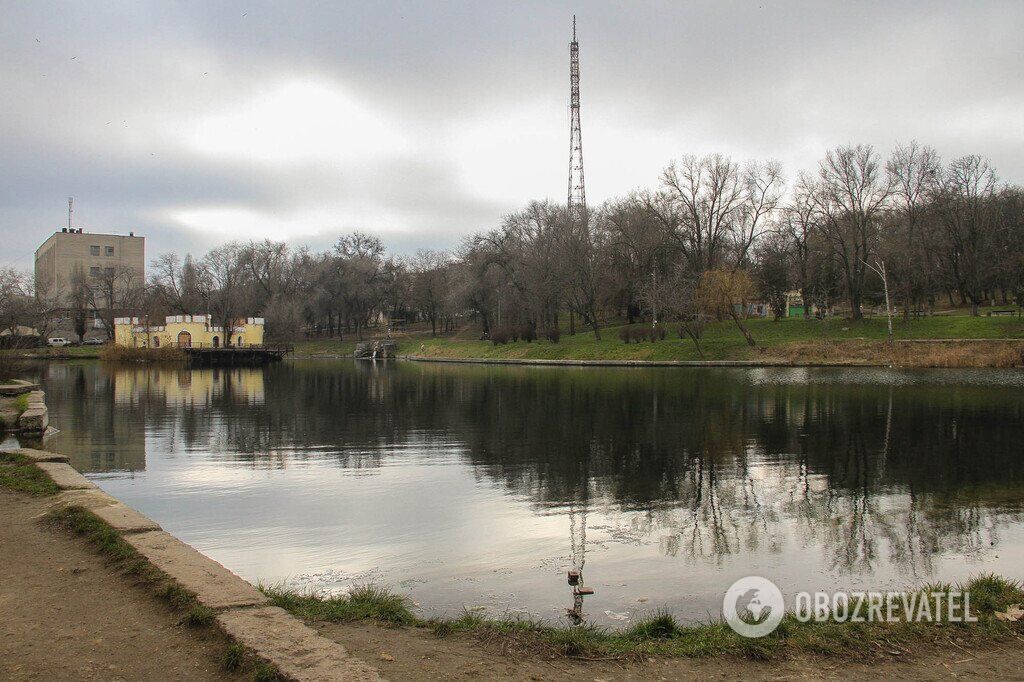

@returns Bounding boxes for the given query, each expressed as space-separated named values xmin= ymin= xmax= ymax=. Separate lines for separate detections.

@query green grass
xmin=12 ymin=393 xmax=29 ymax=413
xmin=259 ymin=583 xmax=418 ymax=625
xmin=48 ymin=506 xmax=165 ymax=576
xmin=293 ymin=315 xmax=1024 ymax=363
xmin=0 ymin=452 xmax=60 ymax=495
xmin=263 ymin=576 xmax=1024 ymax=662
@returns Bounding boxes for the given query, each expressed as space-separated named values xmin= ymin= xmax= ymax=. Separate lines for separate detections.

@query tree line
xmin=2 ymin=141 xmax=1022 ymax=348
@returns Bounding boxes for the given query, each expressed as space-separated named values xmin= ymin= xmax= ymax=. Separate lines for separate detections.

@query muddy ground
xmin=318 ymin=618 xmax=1024 ymax=681
xmin=0 ymin=488 xmax=237 ymax=681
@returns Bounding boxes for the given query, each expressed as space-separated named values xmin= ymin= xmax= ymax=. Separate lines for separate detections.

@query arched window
xmin=212 ymin=335 xmax=220 ymax=348
xmin=236 ymin=335 xmax=244 ymax=347
xmin=177 ymin=330 xmax=192 ymax=348
xmin=153 ymin=336 xmax=160 ymax=348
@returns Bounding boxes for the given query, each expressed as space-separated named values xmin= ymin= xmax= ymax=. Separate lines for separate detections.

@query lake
xmin=14 ymin=360 xmax=1024 ymax=626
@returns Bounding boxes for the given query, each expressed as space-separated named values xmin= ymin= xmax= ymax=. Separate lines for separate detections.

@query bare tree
xmin=200 ymin=242 xmax=250 ymax=345
xmin=85 ymin=264 xmax=145 ymax=339
xmin=936 ymin=155 xmax=997 ymax=316
xmin=811 ymin=144 xmax=894 ymax=320
xmin=886 ymin=141 xmax=941 ymax=317
xmin=409 ymin=250 xmax=450 ymax=336
xmin=783 ymin=172 xmax=818 ymax=318
xmin=656 ymin=154 xmax=783 ymax=273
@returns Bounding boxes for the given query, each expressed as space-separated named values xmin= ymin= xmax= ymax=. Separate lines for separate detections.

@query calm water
xmin=15 ymin=360 xmax=1024 ymax=626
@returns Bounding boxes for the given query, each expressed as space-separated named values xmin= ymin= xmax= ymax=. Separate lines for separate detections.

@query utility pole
xmin=68 ymin=197 xmax=74 ymax=230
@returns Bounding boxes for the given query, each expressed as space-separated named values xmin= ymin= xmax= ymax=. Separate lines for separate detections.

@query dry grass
xmin=99 ymin=345 xmax=186 ymax=364
xmin=763 ymin=340 xmax=1024 ymax=368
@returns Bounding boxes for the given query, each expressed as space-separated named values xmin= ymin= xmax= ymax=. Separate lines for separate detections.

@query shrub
xmin=490 ymin=328 xmax=509 ymax=345
xmin=520 ymin=325 xmax=537 ymax=343
xmin=618 ymin=326 xmax=632 ymax=344
xmin=545 ymin=328 xmax=561 ymax=343
xmin=508 ymin=327 xmax=520 ymax=342
xmin=654 ymin=325 xmax=667 ymax=341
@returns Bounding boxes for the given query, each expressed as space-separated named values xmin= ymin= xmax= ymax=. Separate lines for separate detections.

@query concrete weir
xmin=14 ymin=447 xmax=383 ymax=681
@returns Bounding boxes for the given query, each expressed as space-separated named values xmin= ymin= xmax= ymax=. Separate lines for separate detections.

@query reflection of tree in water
xmin=43 ymin=362 xmax=1024 ymax=575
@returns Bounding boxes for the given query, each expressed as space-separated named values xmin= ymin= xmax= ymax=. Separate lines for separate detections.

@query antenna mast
xmin=567 ymin=15 xmax=586 ymax=229
xmin=68 ymin=197 xmax=74 ymax=230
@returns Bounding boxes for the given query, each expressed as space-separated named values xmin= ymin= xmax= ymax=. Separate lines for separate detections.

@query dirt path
xmin=0 ymin=488 xmax=234 ymax=681
xmin=319 ymin=620 xmax=1024 ymax=681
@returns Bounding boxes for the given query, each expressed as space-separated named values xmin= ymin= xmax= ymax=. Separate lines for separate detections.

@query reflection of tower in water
xmin=565 ymin=502 xmax=593 ymax=624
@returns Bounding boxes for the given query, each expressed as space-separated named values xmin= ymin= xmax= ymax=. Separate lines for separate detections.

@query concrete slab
xmin=0 ymin=381 xmax=39 ymax=396
xmin=125 ymin=531 xmax=269 ymax=609
xmin=36 ymin=461 xmax=94 ymax=489
xmin=18 ymin=406 xmax=48 ymax=432
xmin=14 ymin=448 xmax=69 ymax=463
xmin=56 ymin=489 xmax=161 ymax=533
xmin=216 ymin=606 xmax=382 ymax=682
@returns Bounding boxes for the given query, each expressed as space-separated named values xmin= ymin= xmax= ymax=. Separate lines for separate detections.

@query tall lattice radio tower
xmin=567 ymin=16 xmax=586 ymax=228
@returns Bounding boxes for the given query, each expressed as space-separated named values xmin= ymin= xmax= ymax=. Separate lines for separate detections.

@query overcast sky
xmin=2 ymin=0 xmax=1022 ymax=270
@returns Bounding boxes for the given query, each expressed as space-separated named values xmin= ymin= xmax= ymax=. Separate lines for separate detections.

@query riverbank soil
xmin=0 ymin=488 xmax=236 ymax=681
xmin=318 ymin=621 xmax=1024 ymax=681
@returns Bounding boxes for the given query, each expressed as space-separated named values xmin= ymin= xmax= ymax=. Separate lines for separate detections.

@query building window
xmin=90 ymin=266 xmax=100 ymax=277
xmin=105 ymin=246 xmax=114 ymax=256
xmin=104 ymin=267 xmax=114 ymax=276
xmin=153 ymin=336 xmax=160 ymax=348
xmin=90 ymin=245 xmax=100 ymax=256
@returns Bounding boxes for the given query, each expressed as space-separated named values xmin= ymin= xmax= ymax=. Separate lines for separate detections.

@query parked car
xmin=82 ymin=338 xmax=106 ymax=346
xmin=47 ymin=337 xmax=70 ymax=347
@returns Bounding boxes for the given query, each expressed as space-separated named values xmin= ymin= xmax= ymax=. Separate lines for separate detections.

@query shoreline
xmin=399 ymin=355 xmax=879 ymax=368
xmin=0 ymin=447 xmax=383 ymax=681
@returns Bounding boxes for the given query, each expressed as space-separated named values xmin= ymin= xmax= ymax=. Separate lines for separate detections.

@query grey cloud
xmin=2 ymin=0 xmax=1023 ymax=269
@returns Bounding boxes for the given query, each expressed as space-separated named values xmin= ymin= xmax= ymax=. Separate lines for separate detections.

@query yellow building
xmin=114 ymin=314 xmax=265 ymax=349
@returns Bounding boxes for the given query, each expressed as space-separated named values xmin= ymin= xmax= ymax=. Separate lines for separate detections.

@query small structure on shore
xmin=354 ymin=340 xmax=398 ymax=359
xmin=114 ymin=315 xmax=265 ymax=349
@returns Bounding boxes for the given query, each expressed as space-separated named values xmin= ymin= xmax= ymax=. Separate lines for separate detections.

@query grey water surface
xmin=27 ymin=360 xmax=1024 ymax=626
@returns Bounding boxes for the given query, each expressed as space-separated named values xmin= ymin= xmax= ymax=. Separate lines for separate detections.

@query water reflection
xmin=31 ymin=361 xmax=1024 ymax=624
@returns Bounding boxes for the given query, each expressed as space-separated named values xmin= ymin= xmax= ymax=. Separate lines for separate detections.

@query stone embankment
xmin=0 ymin=380 xmax=48 ymax=433
xmin=15 ymin=447 xmax=382 ymax=681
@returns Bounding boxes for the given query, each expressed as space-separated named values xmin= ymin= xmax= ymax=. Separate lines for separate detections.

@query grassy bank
xmin=0 ymin=452 xmax=60 ymax=495
xmin=262 ymin=577 xmax=1024 ymax=662
xmin=293 ymin=316 xmax=1024 ymax=367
